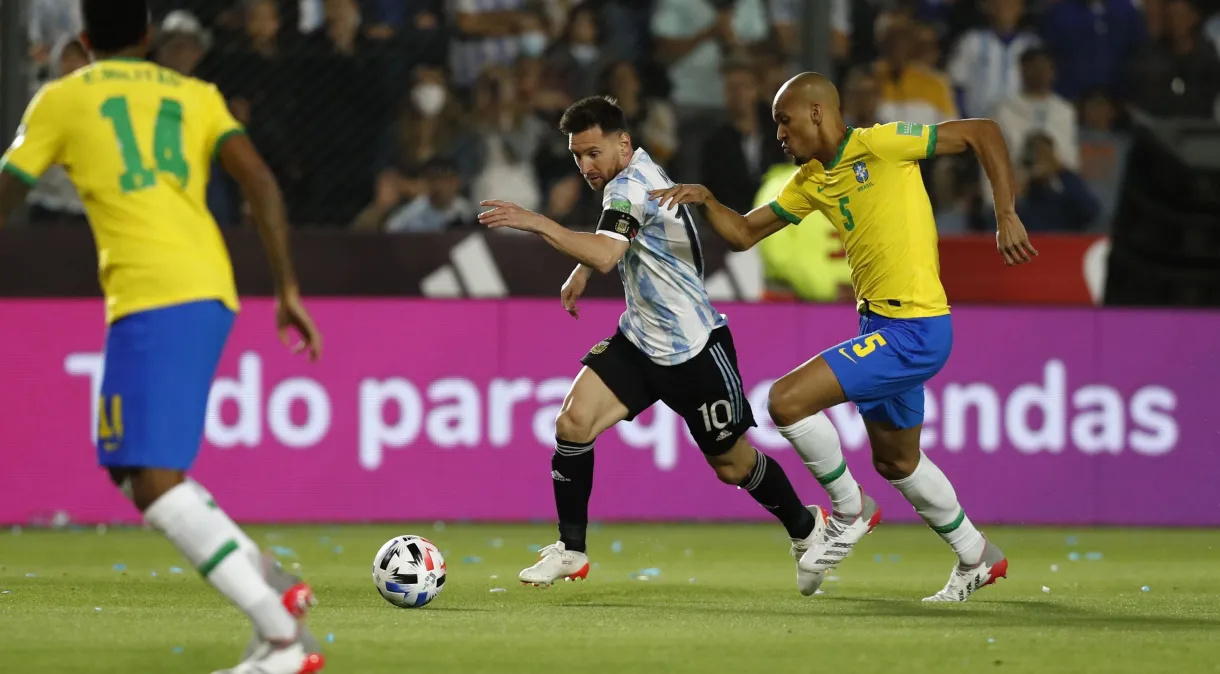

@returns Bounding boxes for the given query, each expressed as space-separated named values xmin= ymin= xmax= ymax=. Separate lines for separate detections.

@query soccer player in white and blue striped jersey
xmin=479 ymin=96 xmax=826 ymax=594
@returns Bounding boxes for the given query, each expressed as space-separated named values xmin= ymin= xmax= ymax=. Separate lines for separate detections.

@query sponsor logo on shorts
xmin=716 ymin=430 xmax=733 ymax=441
xmin=551 ymin=470 xmax=569 ymax=482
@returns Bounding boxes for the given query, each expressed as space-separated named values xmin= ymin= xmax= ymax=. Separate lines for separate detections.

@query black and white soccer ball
xmin=372 ymin=535 xmax=447 ymax=608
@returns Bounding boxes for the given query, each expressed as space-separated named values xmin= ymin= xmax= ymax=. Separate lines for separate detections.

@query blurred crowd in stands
xmin=16 ymin=0 xmax=1220 ymax=236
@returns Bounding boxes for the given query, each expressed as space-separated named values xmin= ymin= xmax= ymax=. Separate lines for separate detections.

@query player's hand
xmin=648 ymin=184 xmax=712 ymax=210
xmin=561 ymin=266 xmax=590 ymax=319
xmin=276 ymin=292 xmax=323 ymax=361
xmin=996 ymin=211 xmax=1038 ymax=266
xmin=478 ymin=200 xmax=548 ymax=233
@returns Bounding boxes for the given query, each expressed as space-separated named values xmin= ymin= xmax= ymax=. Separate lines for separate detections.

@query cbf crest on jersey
xmin=853 ymin=160 xmax=869 ymax=184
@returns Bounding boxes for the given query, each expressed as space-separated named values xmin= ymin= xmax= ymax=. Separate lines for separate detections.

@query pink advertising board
xmin=0 ymin=299 xmax=1216 ymax=526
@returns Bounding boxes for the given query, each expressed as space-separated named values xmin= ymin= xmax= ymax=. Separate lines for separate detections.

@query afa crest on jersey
xmin=853 ymin=161 xmax=869 ymax=184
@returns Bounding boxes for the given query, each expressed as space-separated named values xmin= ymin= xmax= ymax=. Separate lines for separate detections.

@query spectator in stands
xmin=1014 ymin=133 xmax=1100 ymax=232
xmin=911 ymin=21 xmax=944 ymax=70
xmin=947 ymin=0 xmax=1040 ymax=119
xmin=469 ymin=67 xmax=547 ymax=215
xmin=545 ymin=4 xmax=607 ymax=102
xmin=1078 ymin=90 xmax=1130 ymax=230
xmin=449 ymin=0 xmax=528 ymax=89
xmin=842 ymin=68 xmax=882 ymax=129
xmin=755 ymin=45 xmax=794 ymax=105
xmin=297 ymin=0 xmax=385 ymax=225
xmin=27 ymin=37 xmax=88 ymax=226
xmin=376 ymin=158 xmax=476 ymax=232
xmin=1131 ymin=0 xmax=1220 ymax=118
xmin=994 ymin=48 xmax=1079 ymax=170
xmin=651 ymin=0 xmax=773 ymax=180
xmin=699 ymin=57 xmax=788 ymax=214
xmin=28 ymin=0 xmax=82 ymax=81
xmin=873 ymin=17 xmax=958 ymax=124
xmin=359 ymin=0 xmax=441 ymax=41
xmin=600 ymin=61 xmax=678 ymax=167
xmin=154 ymin=10 xmax=212 ymax=77
xmin=1040 ymin=0 xmax=1146 ymax=101
xmin=385 ymin=66 xmax=480 ymax=187
xmin=598 ymin=0 xmax=652 ymax=62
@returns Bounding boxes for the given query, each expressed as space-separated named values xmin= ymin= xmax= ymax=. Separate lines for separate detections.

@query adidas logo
xmin=716 ymin=430 xmax=733 ymax=441
xmin=551 ymin=470 xmax=569 ymax=482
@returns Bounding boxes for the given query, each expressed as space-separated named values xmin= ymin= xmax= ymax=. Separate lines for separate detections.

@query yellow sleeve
xmin=203 ymin=84 xmax=245 ymax=160
xmin=767 ymin=170 xmax=815 ymax=226
xmin=857 ymin=122 xmax=939 ymax=165
xmin=0 ymin=86 xmax=65 ymax=185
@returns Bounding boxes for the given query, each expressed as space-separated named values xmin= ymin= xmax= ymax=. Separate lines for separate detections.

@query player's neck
xmin=813 ymin=124 xmax=851 ymax=166
xmin=94 ymin=47 xmax=148 ymax=63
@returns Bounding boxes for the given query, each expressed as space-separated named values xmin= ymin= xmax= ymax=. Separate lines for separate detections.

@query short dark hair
xmin=559 ymin=96 xmax=628 ymax=136
xmin=83 ymin=0 xmax=150 ymax=53
xmin=1019 ymin=47 xmax=1052 ymax=67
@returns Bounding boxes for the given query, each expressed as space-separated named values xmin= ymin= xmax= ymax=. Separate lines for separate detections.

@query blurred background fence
xmin=2 ymin=0 xmax=1219 ymax=306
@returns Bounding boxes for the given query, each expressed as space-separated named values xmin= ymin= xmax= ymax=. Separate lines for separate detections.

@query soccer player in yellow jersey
xmin=651 ymin=72 xmax=1037 ymax=603
xmin=0 ymin=2 xmax=325 ymax=671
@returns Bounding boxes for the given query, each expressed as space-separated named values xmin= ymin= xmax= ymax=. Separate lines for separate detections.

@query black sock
xmin=740 ymin=449 xmax=816 ymax=540
xmin=553 ymin=439 xmax=595 ymax=553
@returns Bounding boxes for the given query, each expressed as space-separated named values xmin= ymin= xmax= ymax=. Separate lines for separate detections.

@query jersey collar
xmin=822 ymin=127 xmax=854 ymax=170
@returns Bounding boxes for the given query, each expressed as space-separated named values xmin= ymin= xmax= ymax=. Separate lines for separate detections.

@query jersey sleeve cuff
xmin=595 ymin=229 xmax=629 ymax=242
xmin=1 ymin=161 xmax=38 ymax=186
xmin=212 ymin=128 xmax=247 ymax=161
xmin=926 ymin=124 xmax=939 ymax=159
xmin=769 ymin=200 xmax=803 ymax=225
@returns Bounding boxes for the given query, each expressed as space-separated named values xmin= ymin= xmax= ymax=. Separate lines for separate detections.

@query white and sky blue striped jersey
xmin=947 ymin=29 xmax=1041 ymax=119
xmin=596 ymin=149 xmax=726 ymax=366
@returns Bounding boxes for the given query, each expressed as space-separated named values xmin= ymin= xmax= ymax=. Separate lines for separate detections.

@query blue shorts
xmin=822 ymin=312 xmax=952 ymax=429
xmin=97 ymin=300 xmax=235 ymax=470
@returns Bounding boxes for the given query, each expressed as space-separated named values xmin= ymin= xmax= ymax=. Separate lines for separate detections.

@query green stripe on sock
xmin=816 ymin=459 xmax=848 ymax=486
xmin=205 ymin=498 xmax=218 ymax=510
xmin=930 ymin=509 xmax=966 ymax=535
xmin=198 ymin=539 xmax=239 ymax=578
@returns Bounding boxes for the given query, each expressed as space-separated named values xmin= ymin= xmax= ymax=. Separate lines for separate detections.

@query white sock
xmin=888 ymin=452 xmax=985 ymax=565
xmin=144 ymin=483 xmax=296 ymax=641
xmin=186 ymin=479 xmax=261 ymax=567
xmin=778 ymin=412 xmax=862 ymax=516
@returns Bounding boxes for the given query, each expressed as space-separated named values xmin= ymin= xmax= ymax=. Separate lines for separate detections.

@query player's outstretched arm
xmin=933 ymin=119 xmax=1038 ymax=266
xmin=0 ymin=171 xmax=32 ymax=229
xmin=218 ymin=133 xmax=322 ymax=360
xmin=649 ymin=184 xmax=787 ymax=252
xmin=479 ymin=200 xmax=629 ymax=274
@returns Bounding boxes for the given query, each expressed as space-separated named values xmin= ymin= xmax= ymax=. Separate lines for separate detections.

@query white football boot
xmin=798 ymin=489 xmax=882 ymax=577
xmin=789 ymin=505 xmax=829 ymax=596
xmin=923 ymin=539 xmax=1009 ymax=602
xmin=212 ymin=641 xmax=324 ymax=674
xmin=519 ymin=541 xmax=590 ymax=587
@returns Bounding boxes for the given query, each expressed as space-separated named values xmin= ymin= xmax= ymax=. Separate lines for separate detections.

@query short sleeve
xmin=857 ymin=122 xmax=939 ymax=164
xmin=598 ymin=178 xmax=649 ymax=241
xmin=768 ymin=171 xmax=814 ymax=226
xmin=0 ymin=85 xmax=65 ymax=185
xmin=203 ymin=84 xmax=245 ymax=160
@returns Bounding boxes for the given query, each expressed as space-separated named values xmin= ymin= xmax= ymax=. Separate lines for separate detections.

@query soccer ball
xmin=372 ymin=535 xmax=447 ymax=608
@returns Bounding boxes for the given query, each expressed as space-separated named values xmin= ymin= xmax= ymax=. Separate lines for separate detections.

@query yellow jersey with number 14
xmin=0 ymin=57 xmax=243 ymax=324
xmin=769 ymin=122 xmax=948 ymax=319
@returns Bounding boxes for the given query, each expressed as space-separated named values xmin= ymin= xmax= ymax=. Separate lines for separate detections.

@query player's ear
xmin=619 ymin=132 xmax=632 ymax=157
xmin=810 ymin=103 xmax=822 ymax=126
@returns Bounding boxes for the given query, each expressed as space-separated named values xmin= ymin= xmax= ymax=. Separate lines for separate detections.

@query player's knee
xmin=555 ymin=407 xmax=598 ymax=445
xmin=872 ymin=455 xmax=918 ymax=481
xmin=707 ymin=438 xmax=756 ymax=485
xmin=768 ymin=379 xmax=819 ymax=428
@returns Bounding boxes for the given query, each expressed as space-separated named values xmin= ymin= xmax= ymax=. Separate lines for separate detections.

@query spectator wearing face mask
xmin=383 ymin=66 xmax=481 ymax=186
xmin=543 ymin=4 xmax=606 ymax=102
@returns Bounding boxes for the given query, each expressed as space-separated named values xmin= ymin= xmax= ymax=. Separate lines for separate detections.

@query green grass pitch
xmin=2 ymin=524 xmax=1218 ymax=673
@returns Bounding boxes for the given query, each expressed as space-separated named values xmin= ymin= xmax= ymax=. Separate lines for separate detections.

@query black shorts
xmin=580 ymin=326 xmax=757 ymax=456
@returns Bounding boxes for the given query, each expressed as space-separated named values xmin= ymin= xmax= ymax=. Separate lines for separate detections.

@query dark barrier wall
xmin=0 ymin=227 xmax=1110 ymax=304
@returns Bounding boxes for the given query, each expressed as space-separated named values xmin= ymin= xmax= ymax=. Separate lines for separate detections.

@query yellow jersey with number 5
xmin=0 ymin=57 xmax=242 ymax=324
xmin=768 ymin=122 xmax=948 ymax=319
